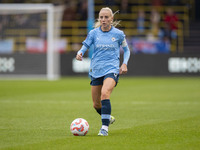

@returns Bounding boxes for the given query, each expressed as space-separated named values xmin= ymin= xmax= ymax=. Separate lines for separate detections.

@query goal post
xmin=0 ymin=4 xmax=64 ymax=80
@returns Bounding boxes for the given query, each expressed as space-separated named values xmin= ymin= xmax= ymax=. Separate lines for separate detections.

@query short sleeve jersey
xmin=83 ymin=26 xmax=125 ymax=78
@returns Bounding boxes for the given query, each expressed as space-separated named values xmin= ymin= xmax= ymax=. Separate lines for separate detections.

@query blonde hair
xmin=94 ymin=7 xmax=120 ymax=28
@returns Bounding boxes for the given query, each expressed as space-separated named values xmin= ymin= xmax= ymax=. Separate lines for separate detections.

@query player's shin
xmin=101 ymin=99 xmax=111 ymax=132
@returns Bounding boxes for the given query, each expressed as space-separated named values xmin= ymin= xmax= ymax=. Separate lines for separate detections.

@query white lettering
xmin=96 ymin=44 xmax=115 ymax=49
xmin=72 ymin=58 xmax=90 ymax=73
xmin=0 ymin=57 xmax=15 ymax=72
xmin=168 ymin=57 xmax=200 ymax=73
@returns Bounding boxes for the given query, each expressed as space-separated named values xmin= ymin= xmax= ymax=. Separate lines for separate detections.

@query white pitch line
xmin=0 ymin=100 xmax=199 ymax=105
xmin=130 ymin=101 xmax=200 ymax=105
xmin=0 ymin=100 xmax=90 ymax=104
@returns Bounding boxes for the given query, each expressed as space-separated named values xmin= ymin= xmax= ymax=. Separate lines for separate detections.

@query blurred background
xmin=0 ymin=0 xmax=200 ymax=78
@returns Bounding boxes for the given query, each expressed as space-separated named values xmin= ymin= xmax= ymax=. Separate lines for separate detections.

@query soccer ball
xmin=70 ymin=118 xmax=89 ymax=136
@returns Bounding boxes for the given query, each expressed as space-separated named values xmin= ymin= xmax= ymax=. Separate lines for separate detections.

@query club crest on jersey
xmin=111 ymin=37 xmax=116 ymax=41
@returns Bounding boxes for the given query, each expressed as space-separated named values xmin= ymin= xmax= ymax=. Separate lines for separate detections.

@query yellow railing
xmin=2 ymin=5 xmax=189 ymax=53
xmin=61 ymin=21 xmax=87 ymax=51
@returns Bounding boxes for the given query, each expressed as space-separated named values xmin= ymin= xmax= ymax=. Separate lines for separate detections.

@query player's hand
xmin=119 ymin=64 xmax=128 ymax=75
xmin=76 ymin=53 xmax=82 ymax=61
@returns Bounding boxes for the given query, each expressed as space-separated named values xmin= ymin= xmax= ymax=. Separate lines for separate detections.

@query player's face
xmin=99 ymin=9 xmax=113 ymax=30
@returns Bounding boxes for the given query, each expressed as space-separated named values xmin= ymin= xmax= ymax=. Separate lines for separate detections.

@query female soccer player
xmin=76 ymin=7 xmax=130 ymax=136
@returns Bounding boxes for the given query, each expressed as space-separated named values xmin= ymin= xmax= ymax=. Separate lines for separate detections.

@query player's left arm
xmin=119 ymin=38 xmax=130 ymax=75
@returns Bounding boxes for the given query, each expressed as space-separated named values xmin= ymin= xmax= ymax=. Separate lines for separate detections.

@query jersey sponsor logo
xmin=96 ymin=44 xmax=115 ymax=49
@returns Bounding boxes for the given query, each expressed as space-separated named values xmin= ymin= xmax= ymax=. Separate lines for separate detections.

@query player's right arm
xmin=76 ymin=30 xmax=94 ymax=61
xmin=76 ymin=45 xmax=88 ymax=61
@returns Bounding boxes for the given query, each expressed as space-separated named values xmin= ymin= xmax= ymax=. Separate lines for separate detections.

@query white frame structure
xmin=0 ymin=4 xmax=59 ymax=80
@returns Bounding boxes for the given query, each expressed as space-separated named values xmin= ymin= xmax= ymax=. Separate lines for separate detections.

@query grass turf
xmin=0 ymin=77 xmax=200 ymax=150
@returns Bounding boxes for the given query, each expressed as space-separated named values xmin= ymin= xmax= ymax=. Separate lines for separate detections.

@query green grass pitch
xmin=0 ymin=77 xmax=200 ymax=150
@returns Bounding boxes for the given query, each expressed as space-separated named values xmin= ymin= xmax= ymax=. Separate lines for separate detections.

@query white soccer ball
xmin=70 ymin=118 xmax=89 ymax=136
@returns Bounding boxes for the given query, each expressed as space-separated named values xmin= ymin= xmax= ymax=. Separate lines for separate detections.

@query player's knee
xmin=101 ymin=89 xmax=110 ymax=100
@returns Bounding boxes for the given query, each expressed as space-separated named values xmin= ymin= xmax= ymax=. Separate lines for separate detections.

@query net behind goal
xmin=0 ymin=4 xmax=64 ymax=80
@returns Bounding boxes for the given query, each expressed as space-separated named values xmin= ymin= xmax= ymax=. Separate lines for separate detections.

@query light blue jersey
xmin=79 ymin=26 xmax=130 ymax=78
